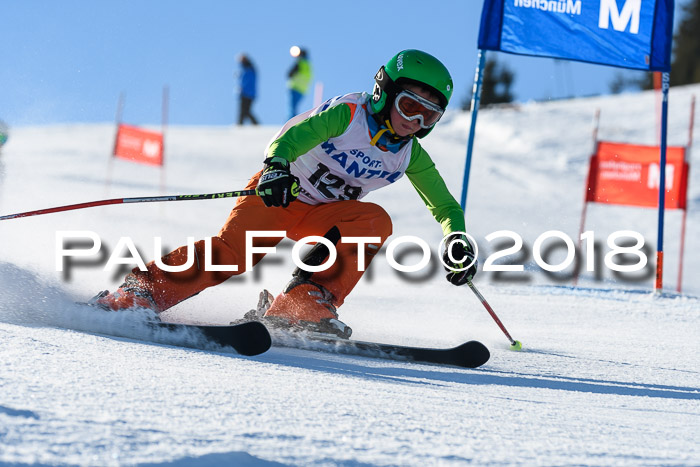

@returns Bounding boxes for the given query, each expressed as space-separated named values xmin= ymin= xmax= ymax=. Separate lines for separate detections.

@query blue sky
xmin=1 ymin=0 xmax=688 ymax=127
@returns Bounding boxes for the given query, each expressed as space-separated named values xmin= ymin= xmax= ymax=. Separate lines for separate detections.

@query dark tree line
xmin=462 ymin=58 xmax=516 ymax=110
xmin=670 ymin=0 xmax=700 ymax=86
xmin=610 ymin=0 xmax=700 ymax=93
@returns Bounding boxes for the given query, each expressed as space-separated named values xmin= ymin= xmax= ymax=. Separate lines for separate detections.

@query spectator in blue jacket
xmin=237 ymin=54 xmax=259 ymax=125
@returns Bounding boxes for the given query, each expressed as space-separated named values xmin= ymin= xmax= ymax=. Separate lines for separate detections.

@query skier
xmin=92 ymin=49 xmax=478 ymax=338
xmin=0 ymin=120 xmax=8 ymax=151
xmin=236 ymin=53 xmax=259 ymax=125
xmin=287 ymin=47 xmax=313 ymax=119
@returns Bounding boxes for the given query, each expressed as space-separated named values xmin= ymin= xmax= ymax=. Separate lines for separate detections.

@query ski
xmin=156 ymin=321 xmax=272 ymax=356
xmin=77 ymin=302 xmax=271 ymax=356
xmin=269 ymin=329 xmax=490 ymax=369
xmin=240 ymin=289 xmax=490 ymax=368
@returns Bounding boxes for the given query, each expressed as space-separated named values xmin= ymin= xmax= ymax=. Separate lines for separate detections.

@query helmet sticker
xmin=372 ymin=83 xmax=382 ymax=102
xmin=375 ymin=68 xmax=384 ymax=81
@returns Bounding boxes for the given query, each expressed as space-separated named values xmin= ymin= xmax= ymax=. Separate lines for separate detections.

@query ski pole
xmin=467 ymin=280 xmax=522 ymax=351
xmin=0 ymin=189 xmax=257 ymax=221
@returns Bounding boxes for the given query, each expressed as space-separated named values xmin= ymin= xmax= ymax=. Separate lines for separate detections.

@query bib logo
xmin=598 ymin=0 xmax=641 ymax=34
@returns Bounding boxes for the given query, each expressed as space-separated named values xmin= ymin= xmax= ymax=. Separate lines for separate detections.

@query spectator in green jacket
xmin=0 ymin=120 xmax=8 ymax=152
xmin=287 ymin=47 xmax=313 ymax=119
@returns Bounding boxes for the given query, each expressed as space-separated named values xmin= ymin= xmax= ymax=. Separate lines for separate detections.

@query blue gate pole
xmin=460 ymin=49 xmax=487 ymax=213
xmin=654 ymin=72 xmax=670 ymax=292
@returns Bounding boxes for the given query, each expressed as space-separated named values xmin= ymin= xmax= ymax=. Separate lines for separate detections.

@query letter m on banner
xmin=465 ymin=0 xmax=676 ymax=291
xmin=599 ymin=0 xmax=642 ymax=33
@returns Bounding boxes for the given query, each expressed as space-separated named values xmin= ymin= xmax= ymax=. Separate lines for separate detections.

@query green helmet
xmin=370 ymin=50 xmax=453 ymax=137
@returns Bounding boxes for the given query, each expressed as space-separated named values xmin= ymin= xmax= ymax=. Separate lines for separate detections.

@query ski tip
xmin=452 ymin=341 xmax=490 ymax=368
xmin=232 ymin=321 xmax=272 ymax=356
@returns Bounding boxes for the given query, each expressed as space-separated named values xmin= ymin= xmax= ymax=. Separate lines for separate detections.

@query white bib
xmin=266 ymin=93 xmax=413 ymax=205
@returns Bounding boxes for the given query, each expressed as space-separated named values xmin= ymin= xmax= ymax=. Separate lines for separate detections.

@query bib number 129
xmin=308 ymin=163 xmax=362 ymax=201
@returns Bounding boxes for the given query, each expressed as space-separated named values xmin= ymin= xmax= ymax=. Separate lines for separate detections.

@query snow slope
xmin=0 ymin=86 xmax=698 ymax=465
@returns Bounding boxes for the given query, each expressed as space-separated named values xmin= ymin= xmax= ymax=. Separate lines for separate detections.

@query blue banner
xmin=478 ymin=0 xmax=674 ymax=71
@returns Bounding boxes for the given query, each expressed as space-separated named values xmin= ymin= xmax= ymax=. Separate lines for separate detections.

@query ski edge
xmin=268 ymin=328 xmax=490 ymax=369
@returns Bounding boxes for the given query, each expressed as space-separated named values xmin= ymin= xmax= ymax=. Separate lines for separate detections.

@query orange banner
xmin=113 ymin=124 xmax=164 ymax=167
xmin=585 ymin=141 xmax=688 ymax=210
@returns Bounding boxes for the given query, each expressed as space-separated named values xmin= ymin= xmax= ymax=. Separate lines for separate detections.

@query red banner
xmin=585 ymin=141 xmax=688 ymax=210
xmin=113 ymin=124 xmax=164 ymax=167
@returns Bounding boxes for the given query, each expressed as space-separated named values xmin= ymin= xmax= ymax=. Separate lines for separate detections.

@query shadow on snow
xmin=259 ymin=347 xmax=700 ymax=401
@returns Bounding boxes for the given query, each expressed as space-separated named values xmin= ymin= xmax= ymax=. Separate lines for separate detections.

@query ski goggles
xmin=393 ymin=90 xmax=445 ymax=129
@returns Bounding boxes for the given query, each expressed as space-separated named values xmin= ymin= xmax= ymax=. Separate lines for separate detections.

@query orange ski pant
xmin=133 ymin=173 xmax=393 ymax=311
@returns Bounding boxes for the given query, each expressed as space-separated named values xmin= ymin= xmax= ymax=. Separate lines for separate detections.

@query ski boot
xmin=247 ymin=277 xmax=352 ymax=339
xmin=243 ymin=289 xmax=276 ymax=321
xmin=242 ymin=225 xmax=351 ymax=338
xmin=89 ymin=275 xmax=159 ymax=313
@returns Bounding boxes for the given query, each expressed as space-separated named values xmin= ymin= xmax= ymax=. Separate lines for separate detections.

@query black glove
xmin=443 ymin=234 xmax=478 ymax=286
xmin=256 ymin=157 xmax=300 ymax=208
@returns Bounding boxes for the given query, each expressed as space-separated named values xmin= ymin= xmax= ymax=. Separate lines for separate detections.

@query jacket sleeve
xmin=405 ymin=142 xmax=466 ymax=236
xmin=266 ymin=103 xmax=354 ymax=163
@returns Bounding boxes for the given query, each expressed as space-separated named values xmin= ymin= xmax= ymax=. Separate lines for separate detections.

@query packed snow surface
xmin=1 ymin=86 xmax=699 ymax=465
